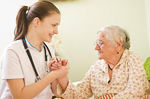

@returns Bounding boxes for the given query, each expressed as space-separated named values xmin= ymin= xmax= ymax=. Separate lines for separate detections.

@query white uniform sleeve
xmin=1 ymin=49 xmax=24 ymax=79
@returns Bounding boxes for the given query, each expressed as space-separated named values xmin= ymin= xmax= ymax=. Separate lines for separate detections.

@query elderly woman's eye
xmin=99 ymin=42 xmax=103 ymax=46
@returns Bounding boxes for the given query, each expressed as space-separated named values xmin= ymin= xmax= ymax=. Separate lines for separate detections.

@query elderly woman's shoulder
xmin=128 ymin=50 xmax=143 ymax=60
xmin=127 ymin=50 xmax=144 ymax=65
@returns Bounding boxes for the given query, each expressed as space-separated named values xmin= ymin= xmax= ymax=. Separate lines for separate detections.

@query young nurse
xmin=0 ymin=1 xmax=68 ymax=99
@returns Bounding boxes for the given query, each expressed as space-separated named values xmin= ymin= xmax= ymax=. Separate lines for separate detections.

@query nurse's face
xmin=36 ymin=13 xmax=61 ymax=42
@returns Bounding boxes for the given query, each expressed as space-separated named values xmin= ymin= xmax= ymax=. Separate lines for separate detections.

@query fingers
xmin=56 ymin=57 xmax=61 ymax=62
xmin=51 ymin=66 xmax=61 ymax=71
xmin=62 ymin=60 xmax=68 ymax=66
xmin=49 ymin=57 xmax=61 ymax=66
xmin=52 ymin=63 xmax=61 ymax=67
xmin=50 ymin=63 xmax=61 ymax=71
xmin=53 ymin=63 xmax=69 ymax=79
xmin=49 ymin=57 xmax=69 ymax=72
xmin=49 ymin=60 xmax=55 ymax=67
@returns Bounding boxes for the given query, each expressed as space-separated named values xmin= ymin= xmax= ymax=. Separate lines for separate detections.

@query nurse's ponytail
xmin=14 ymin=1 xmax=60 ymax=40
xmin=14 ymin=6 xmax=28 ymax=40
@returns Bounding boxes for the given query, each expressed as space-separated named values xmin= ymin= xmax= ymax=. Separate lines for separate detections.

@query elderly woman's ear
xmin=115 ymin=40 xmax=123 ymax=54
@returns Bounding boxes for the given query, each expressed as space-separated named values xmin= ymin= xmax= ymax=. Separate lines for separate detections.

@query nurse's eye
xmin=52 ymin=24 xmax=57 ymax=27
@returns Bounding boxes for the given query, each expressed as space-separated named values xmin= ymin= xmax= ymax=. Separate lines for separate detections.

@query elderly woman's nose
xmin=95 ymin=44 xmax=100 ymax=50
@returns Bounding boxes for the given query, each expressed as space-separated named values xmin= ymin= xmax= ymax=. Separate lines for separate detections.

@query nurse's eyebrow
xmin=55 ymin=22 xmax=60 ymax=25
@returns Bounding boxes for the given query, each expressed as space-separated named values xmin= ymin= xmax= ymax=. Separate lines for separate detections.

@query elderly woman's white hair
xmin=99 ymin=25 xmax=130 ymax=49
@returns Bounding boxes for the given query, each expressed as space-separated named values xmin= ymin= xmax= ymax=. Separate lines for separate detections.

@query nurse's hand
xmin=50 ymin=57 xmax=68 ymax=96
xmin=49 ymin=57 xmax=69 ymax=90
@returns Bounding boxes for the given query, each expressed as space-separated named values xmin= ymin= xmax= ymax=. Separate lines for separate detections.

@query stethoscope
xmin=22 ymin=38 xmax=52 ymax=82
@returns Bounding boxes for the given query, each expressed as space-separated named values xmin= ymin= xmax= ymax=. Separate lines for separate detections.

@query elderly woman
xmin=51 ymin=25 xmax=149 ymax=99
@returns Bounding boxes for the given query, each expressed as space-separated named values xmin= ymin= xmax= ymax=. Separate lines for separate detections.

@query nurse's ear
xmin=32 ymin=17 xmax=41 ymax=28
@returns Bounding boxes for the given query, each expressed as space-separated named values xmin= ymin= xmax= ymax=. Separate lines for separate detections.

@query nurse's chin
xmin=47 ymin=39 xmax=52 ymax=43
xmin=45 ymin=37 xmax=52 ymax=42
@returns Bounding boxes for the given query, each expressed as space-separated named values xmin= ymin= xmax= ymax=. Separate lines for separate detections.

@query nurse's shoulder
xmin=5 ymin=39 xmax=24 ymax=53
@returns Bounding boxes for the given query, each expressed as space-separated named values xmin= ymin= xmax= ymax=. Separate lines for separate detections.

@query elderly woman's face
xmin=95 ymin=32 xmax=118 ymax=60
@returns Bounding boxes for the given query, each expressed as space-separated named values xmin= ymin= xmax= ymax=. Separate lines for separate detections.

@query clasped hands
xmin=49 ymin=57 xmax=69 ymax=77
